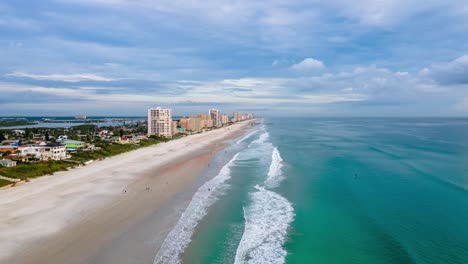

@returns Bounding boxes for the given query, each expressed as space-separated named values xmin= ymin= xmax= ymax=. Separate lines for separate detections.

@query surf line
xmin=234 ymin=145 xmax=295 ymax=264
xmin=154 ymin=152 xmax=240 ymax=264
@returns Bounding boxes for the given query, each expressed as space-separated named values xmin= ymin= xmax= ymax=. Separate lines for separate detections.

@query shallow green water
xmin=165 ymin=118 xmax=468 ymax=264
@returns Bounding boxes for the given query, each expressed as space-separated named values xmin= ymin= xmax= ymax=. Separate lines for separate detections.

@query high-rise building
xmin=172 ymin=121 xmax=178 ymax=136
xmin=188 ymin=117 xmax=202 ymax=132
xmin=179 ymin=118 xmax=190 ymax=130
xmin=233 ymin=112 xmax=242 ymax=122
xmin=209 ymin=109 xmax=222 ymax=127
xmin=194 ymin=114 xmax=210 ymax=129
xmin=148 ymin=107 xmax=173 ymax=138
xmin=221 ymin=114 xmax=229 ymax=125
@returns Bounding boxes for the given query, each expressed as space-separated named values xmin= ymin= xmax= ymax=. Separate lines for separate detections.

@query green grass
xmin=70 ymin=139 xmax=162 ymax=162
xmin=0 ymin=161 xmax=76 ymax=180
xmin=0 ymin=136 xmax=183 ymax=181
xmin=0 ymin=178 xmax=13 ymax=188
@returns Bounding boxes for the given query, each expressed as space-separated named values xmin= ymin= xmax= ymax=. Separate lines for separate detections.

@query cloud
xmin=1 ymin=1 xmax=468 ymax=116
xmin=426 ymin=55 xmax=468 ymax=85
xmin=5 ymin=72 xmax=115 ymax=82
xmin=291 ymin=58 xmax=325 ymax=72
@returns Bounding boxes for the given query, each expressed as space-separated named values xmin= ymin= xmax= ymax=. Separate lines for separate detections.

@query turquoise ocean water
xmin=155 ymin=118 xmax=468 ymax=264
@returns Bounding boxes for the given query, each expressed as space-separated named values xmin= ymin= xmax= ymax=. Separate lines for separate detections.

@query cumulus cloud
xmin=291 ymin=58 xmax=325 ymax=72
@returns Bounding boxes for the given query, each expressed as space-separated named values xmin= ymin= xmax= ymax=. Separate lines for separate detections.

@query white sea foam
xmin=248 ymin=131 xmax=269 ymax=147
xmin=154 ymin=153 xmax=240 ymax=264
xmin=236 ymin=130 xmax=259 ymax=145
xmin=265 ymin=147 xmax=284 ymax=188
xmin=234 ymin=185 xmax=295 ymax=264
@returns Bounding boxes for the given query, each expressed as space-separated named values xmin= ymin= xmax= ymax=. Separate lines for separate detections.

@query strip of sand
xmin=0 ymin=121 xmax=253 ymax=264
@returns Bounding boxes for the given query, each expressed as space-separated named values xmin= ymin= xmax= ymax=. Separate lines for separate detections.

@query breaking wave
xmin=249 ymin=131 xmax=269 ymax=147
xmin=236 ymin=130 xmax=259 ymax=145
xmin=234 ymin=185 xmax=294 ymax=264
xmin=154 ymin=153 xmax=240 ymax=264
xmin=235 ymin=143 xmax=294 ymax=264
xmin=265 ymin=147 xmax=284 ymax=188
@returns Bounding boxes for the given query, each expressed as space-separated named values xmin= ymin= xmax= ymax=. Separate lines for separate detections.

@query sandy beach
xmin=0 ymin=121 xmax=253 ymax=264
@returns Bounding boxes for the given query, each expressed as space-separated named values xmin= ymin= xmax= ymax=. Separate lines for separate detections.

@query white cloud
xmin=6 ymin=71 xmax=115 ymax=82
xmin=291 ymin=58 xmax=325 ymax=72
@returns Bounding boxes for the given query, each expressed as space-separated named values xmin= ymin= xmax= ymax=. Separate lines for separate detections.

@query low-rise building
xmin=18 ymin=144 xmax=67 ymax=161
xmin=0 ymin=146 xmax=17 ymax=154
xmin=63 ymin=139 xmax=85 ymax=152
xmin=118 ymin=136 xmax=132 ymax=144
xmin=44 ymin=143 xmax=67 ymax=160
xmin=0 ymin=159 xmax=16 ymax=167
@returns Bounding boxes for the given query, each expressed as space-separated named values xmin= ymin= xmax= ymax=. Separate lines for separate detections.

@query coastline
xmin=0 ymin=120 xmax=254 ymax=264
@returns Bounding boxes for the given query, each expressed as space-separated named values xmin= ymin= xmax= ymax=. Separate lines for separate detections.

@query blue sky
xmin=0 ymin=0 xmax=467 ymax=116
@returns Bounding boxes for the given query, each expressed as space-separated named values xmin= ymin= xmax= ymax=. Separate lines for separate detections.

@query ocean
xmin=155 ymin=118 xmax=468 ymax=264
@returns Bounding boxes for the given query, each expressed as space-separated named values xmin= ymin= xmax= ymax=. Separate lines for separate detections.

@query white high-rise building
xmin=209 ymin=109 xmax=222 ymax=127
xmin=148 ymin=107 xmax=173 ymax=138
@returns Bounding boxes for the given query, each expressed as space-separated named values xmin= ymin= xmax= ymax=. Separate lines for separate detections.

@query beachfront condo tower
xmin=148 ymin=107 xmax=173 ymax=138
xmin=209 ymin=109 xmax=222 ymax=127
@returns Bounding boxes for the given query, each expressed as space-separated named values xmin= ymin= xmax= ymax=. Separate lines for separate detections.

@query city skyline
xmin=1 ymin=1 xmax=468 ymax=116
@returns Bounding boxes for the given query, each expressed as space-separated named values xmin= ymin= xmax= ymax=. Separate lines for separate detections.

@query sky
xmin=0 ymin=0 xmax=468 ymax=117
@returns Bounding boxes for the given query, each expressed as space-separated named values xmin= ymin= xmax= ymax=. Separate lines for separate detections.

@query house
xmin=98 ymin=130 xmax=110 ymax=136
xmin=12 ymin=130 xmax=25 ymax=134
xmin=84 ymin=143 xmax=96 ymax=151
xmin=62 ymin=139 xmax=85 ymax=152
xmin=0 ymin=146 xmax=18 ymax=154
xmin=0 ymin=159 xmax=17 ymax=167
xmin=118 ymin=136 xmax=132 ymax=144
xmin=1 ymin=139 xmax=18 ymax=145
xmin=32 ymin=138 xmax=43 ymax=144
xmin=133 ymin=135 xmax=148 ymax=142
xmin=43 ymin=143 xmax=68 ymax=160
xmin=57 ymin=135 xmax=68 ymax=141
xmin=18 ymin=144 xmax=67 ymax=161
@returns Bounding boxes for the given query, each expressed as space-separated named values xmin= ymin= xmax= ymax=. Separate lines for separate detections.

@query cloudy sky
xmin=1 ymin=0 xmax=468 ymax=116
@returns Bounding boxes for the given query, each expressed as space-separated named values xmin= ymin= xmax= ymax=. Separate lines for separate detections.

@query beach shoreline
xmin=0 ymin=120 xmax=254 ymax=264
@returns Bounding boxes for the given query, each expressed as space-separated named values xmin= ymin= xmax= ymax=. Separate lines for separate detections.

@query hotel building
xmin=148 ymin=107 xmax=173 ymax=138
xmin=209 ymin=109 xmax=222 ymax=127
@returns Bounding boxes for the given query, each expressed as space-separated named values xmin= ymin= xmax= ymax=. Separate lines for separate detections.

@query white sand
xmin=0 ymin=121 xmax=252 ymax=263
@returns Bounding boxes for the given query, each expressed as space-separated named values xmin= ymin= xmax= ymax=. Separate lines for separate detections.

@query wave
xmin=154 ymin=153 xmax=240 ymax=264
xmin=234 ymin=185 xmax=295 ymax=264
xmin=236 ymin=130 xmax=259 ymax=145
xmin=265 ymin=147 xmax=284 ymax=188
xmin=248 ymin=131 xmax=269 ymax=147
